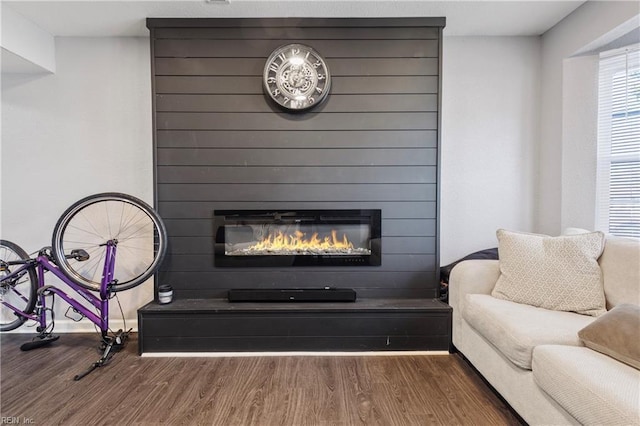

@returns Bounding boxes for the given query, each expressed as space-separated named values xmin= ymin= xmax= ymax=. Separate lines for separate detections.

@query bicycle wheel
xmin=51 ymin=193 xmax=168 ymax=292
xmin=0 ymin=240 xmax=37 ymax=331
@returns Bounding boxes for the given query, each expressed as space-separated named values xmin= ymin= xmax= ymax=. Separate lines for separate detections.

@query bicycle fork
xmin=74 ymin=241 xmax=132 ymax=380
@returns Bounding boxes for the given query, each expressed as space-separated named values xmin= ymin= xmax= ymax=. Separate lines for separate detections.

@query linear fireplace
xmin=214 ymin=209 xmax=381 ymax=267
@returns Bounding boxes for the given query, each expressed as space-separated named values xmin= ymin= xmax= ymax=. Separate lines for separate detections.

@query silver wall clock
xmin=263 ymin=43 xmax=331 ymax=111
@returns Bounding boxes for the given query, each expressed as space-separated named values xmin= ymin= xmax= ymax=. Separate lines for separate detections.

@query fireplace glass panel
xmin=214 ymin=210 xmax=381 ymax=267
xmin=225 ymin=223 xmax=372 ymax=257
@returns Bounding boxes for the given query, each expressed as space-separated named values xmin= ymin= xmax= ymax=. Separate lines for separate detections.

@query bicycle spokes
xmin=0 ymin=241 xmax=38 ymax=331
xmin=51 ymin=193 xmax=167 ymax=292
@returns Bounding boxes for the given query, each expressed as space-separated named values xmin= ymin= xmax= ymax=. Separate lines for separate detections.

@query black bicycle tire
xmin=0 ymin=239 xmax=38 ymax=331
xmin=51 ymin=193 xmax=168 ymax=292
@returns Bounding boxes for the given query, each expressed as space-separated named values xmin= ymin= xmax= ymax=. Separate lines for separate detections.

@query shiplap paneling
xmin=156 ymin=130 xmax=438 ymax=148
xmin=156 ymin=112 xmax=438 ymax=130
xmin=158 ymin=201 xmax=437 ymax=220
xmin=157 ymin=148 xmax=437 ymax=166
xmin=157 ymin=184 xmax=437 ymax=202
xmin=157 ymin=166 xmax=437 ymax=184
xmin=150 ymin=18 xmax=442 ymax=300
xmin=154 ymin=57 xmax=439 ymax=76
xmin=154 ymin=39 xmax=439 ymax=58
xmin=161 ymin=254 xmax=436 ymax=273
xmin=156 ymin=94 xmax=438 ymax=113
xmin=155 ymin=76 xmax=439 ymax=94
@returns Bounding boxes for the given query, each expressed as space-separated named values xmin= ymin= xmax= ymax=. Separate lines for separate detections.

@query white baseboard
xmin=2 ymin=319 xmax=138 ymax=333
xmin=141 ymin=350 xmax=450 ymax=357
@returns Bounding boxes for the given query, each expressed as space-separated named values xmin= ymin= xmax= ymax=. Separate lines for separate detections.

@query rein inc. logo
xmin=0 ymin=417 xmax=34 ymax=424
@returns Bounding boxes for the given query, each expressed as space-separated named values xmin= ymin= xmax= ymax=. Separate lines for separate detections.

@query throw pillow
xmin=578 ymin=304 xmax=640 ymax=370
xmin=491 ymin=229 xmax=606 ymax=316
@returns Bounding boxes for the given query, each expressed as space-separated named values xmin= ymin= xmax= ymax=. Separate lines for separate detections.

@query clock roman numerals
xmin=263 ymin=44 xmax=330 ymax=111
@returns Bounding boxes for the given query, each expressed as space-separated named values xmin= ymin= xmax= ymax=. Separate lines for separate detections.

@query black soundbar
xmin=228 ymin=288 xmax=356 ymax=303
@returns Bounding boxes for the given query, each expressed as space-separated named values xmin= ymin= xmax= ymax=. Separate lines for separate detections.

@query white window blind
xmin=596 ymin=45 xmax=640 ymax=238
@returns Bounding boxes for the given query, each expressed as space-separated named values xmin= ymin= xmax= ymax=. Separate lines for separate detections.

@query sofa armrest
xmin=449 ymin=259 xmax=500 ymax=299
xmin=449 ymin=259 xmax=501 ymax=346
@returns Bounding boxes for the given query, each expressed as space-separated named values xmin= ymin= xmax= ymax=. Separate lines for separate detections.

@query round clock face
xmin=263 ymin=44 xmax=331 ymax=111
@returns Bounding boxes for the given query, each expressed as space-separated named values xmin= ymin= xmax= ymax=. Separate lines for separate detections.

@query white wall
xmin=538 ymin=1 xmax=639 ymax=235
xmin=439 ymin=1 xmax=638 ymax=263
xmin=561 ymin=55 xmax=599 ymax=231
xmin=1 ymin=37 xmax=153 ymax=331
xmin=2 ymin=34 xmax=546 ymax=325
xmin=1 ymin=5 xmax=56 ymax=73
xmin=1 ymin=34 xmax=555 ymax=327
xmin=440 ymin=36 xmax=541 ymax=264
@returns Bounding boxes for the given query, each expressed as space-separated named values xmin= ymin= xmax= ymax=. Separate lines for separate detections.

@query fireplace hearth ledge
xmin=138 ymin=298 xmax=452 ymax=354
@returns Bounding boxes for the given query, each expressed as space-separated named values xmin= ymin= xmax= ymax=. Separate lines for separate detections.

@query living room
xmin=1 ymin=1 xmax=639 ymax=424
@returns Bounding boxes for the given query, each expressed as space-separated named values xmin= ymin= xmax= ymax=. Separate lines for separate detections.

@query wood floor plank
xmin=1 ymin=333 xmax=523 ymax=425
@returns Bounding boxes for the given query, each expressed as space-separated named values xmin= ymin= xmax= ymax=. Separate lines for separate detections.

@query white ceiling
xmin=4 ymin=0 xmax=587 ymax=38
xmin=1 ymin=0 xmax=590 ymax=74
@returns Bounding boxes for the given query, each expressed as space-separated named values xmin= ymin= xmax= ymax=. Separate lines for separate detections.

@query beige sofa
xmin=450 ymin=234 xmax=640 ymax=425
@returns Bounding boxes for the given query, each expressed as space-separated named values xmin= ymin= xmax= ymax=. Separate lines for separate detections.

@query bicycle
xmin=0 ymin=193 xmax=168 ymax=380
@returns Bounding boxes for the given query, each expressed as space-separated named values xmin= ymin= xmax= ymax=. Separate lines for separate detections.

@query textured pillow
xmin=491 ymin=229 xmax=606 ymax=316
xmin=578 ymin=304 xmax=640 ymax=370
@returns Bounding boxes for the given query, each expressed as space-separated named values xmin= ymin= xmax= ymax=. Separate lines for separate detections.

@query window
xmin=596 ymin=46 xmax=640 ymax=238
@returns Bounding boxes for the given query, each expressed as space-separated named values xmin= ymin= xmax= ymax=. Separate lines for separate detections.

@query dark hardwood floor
xmin=1 ymin=333 xmax=523 ymax=425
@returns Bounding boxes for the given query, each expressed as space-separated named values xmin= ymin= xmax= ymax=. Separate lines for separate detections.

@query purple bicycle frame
xmin=3 ymin=242 xmax=117 ymax=335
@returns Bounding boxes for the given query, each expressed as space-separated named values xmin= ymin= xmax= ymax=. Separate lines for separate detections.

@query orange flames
xmin=249 ymin=229 xmax=354 ymax=252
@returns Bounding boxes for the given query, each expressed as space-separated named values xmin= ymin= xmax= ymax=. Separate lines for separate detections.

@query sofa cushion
xmin=491 ymin=229 xmax=606 ymax=316
xmin=599 ymin=236 xmax=640 ymax=309
xmin=462 ymin=294 xmax=595 ymax=369
xmin=533 ymin=345 xmax=640 ymax=425
xmin=578 ymin=303 xmax=640 ymax=370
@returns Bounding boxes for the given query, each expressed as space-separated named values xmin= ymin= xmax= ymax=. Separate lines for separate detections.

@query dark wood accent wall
xmin=148 ymin=18 xmax=444 ymax=300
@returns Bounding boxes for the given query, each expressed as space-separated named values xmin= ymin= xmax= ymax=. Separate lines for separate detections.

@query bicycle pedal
xmin=20 ymin=335 xmax=60 ymax=351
